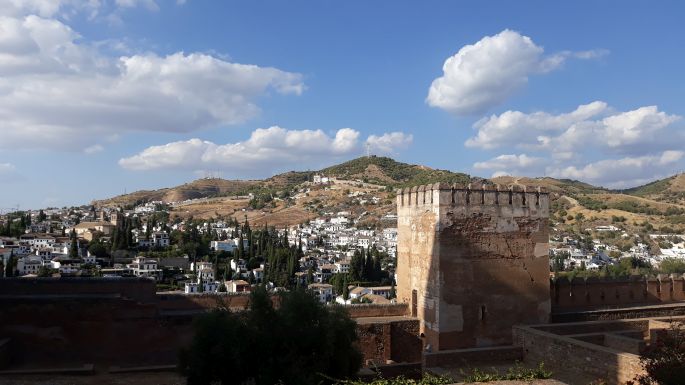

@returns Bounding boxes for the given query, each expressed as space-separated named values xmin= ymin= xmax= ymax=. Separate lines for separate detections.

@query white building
xmin=210 ymin=240 xmax=236 ymax=252
xmin=17 ymin=256 xmax=43 ymax=275
xmin=127 ymin=256 xmax=162 ymax=281
xmin=308 ymin=283 xmax=333 ymax=303
xmin=184 ymin=281 xmax=220 ymax=294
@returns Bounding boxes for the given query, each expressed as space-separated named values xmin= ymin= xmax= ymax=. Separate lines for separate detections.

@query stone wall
xmin=356 ymin=318 xmax=422 ymax=365
xmin=513 ymin=324 xmax=645 ymax=385
xmin=552 ymin=274 xmax=685 ymax=311
xmin=397 ymin=183 xmax=550 ymax=350
xmin=346 ymin=303 xmax=409 ymax=318
xmin=0 ymin=279 xmax=421 ymax=370
xmin=0 ymin=277 xmax=157 ymax=303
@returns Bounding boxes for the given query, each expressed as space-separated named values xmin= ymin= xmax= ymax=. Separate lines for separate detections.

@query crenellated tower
xmin=396 ymin=183 xmax=550 ymax=350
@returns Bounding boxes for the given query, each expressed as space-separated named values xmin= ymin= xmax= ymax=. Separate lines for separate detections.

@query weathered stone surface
xmin=397 ymin=185 xmax=551 ymax=350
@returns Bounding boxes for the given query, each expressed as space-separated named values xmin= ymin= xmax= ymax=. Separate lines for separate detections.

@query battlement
xmin=552 ymin=274 xmax=685 ymax=310
xmin=396 ymin=183 xmax=549 ymax=213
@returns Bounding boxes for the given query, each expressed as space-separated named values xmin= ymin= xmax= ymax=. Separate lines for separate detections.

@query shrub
xmin=633 ymin=322 xmax=685 ymax=385
xmin=179 ymin=287 xmax=362 ymax=385
xmin=461 ymin=362 xmax=552 ymax=383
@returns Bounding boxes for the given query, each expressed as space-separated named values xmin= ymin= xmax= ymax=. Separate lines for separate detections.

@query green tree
xmin=88 ymin=241 xmax=109 ymax=259
xmin=37 ymin=265 xmax=53 ymax=277
xmin=342 ymin=276 xmax=350 ymax=301
xmin=4 ymin=252 xmax=14 ymax=277
xmin=179 ymin=287 xmax=362 ymax=385
xmin=69 ymin=230 xmax=79 ymax=259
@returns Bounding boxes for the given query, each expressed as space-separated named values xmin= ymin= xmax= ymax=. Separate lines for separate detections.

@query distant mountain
xmin=320 ymin=156 xmax=472 ymax=188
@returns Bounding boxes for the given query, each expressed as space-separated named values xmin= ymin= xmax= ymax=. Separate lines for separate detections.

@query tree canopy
xmin=179 ymin=287 xmax=362 ymax=385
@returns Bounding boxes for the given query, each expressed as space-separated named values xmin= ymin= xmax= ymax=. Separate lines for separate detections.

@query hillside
xmin=92 ymin=178 xmax=262 ymax=208
xmin=489 ymin=176 xmax=607 ymax=195
xmin=623 ymin=173 xmax=685 ymax=204
xmin=320 ymin=156 xmax=472 ymax=188
xmin=94 ymin=157 xmax=472 ymax=208
xmin=92 ymin=157 xmax=685 ymax=234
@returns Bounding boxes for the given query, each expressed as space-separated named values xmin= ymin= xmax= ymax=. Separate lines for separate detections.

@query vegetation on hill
xmin=622 ymin=174 xmax=685 ymax=206
xmin=624 ymin=175 xmax=676 ymax=197
xmin=321 ymin=156 xmax=471 ymax=188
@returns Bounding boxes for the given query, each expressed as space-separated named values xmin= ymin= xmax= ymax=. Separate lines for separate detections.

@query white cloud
xmin=602 ymin=106 xmax=680 ymax=148
xmin=0 ymin=14 xmax=304 ymax=150
xmin=466 ymin=101 xmax=608 ymax=149
xmin=84 ymin=144 xmax=104 ymax=154
xmin=426 ymin=30 xmax=605 ymax=115
xmin=115 ymin=0 xmax=159 ymax=11
xmin=0 ymin=162 xmax=16 ymax=173
xmin=119 ymin=127 xmax=413 ymax=173
xmin=547 ymin=151 xmax=684 ymax=189
xmin=473 ymin=154 xmax=545 ymax=178
xmin=466 ymin=102 xmax=681 ymax=155
xmin=469 ymin=102 xmax=684 ymax=188
xmin=366 ymin=132 xmax=413 ymax=155
xmin=0 ymin=162 xmax=21 ymax=182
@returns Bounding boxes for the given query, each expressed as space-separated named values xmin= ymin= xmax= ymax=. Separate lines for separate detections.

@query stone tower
xmin=396 ymin=183 xmax=550 ymax=351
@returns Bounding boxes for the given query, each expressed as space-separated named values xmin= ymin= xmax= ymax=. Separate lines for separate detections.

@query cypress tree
xmin=69 ymin=230 xmax=79 ymax=259
xmin=5 ymin=251 xmax=14 ymax=277
xmin=342 ymin=276 xmax=350 ymax=300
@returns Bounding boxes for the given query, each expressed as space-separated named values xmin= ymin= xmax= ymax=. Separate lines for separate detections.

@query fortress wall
xmin=397 ymin=183 xmax=551 ymax=350
xmin=552 ymin=274 xmax=685 ymax=311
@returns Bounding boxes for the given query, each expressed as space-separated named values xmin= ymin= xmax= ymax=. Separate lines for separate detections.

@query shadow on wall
xmin=396 ymin=183 xmax=551 ymax=351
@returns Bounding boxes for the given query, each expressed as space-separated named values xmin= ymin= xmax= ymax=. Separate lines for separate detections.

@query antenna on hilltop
xmin=365 ymin=143 xmax=371 ymax=158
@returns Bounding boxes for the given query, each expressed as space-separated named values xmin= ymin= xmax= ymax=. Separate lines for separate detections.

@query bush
xmin=461 ymin=362 xmax=552 ymax=383
xmin=335 ymin=374 xmax=452 ymax=385
xmin=633 ymin=322 xmax=685 ymax=385
xmin=179 ymin=287 xmax=362 ymax=385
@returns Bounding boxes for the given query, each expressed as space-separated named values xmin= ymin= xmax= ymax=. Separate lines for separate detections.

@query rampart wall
xmin=396 ymin=183 xmax=550 ymax=350
xmin=0 ymin=279 xmax=419 ymax=370
xmin=0 ymin=277 xmax=156 ymax=303
xmin=552 ymin=274 xmax=685 ymax=311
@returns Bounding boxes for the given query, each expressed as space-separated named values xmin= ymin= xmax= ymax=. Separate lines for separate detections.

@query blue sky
xmin=1 ymin=0 xmax=684 ymax=209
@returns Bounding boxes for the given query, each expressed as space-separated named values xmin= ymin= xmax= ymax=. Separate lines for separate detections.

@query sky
xmin=1 ymin=0 xmax=684 ymax=209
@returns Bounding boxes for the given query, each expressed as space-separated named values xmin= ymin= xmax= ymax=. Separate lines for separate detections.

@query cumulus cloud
xmin=426 ymin=30 xmax=605 ymax=115
xmin=547 ymin=151 xmax=684 ymax=189
xmin=466 ymin=101 xmax=608 ymax=149
xmin=469 ymin=102 xmax=684 ymax=188
xmin=0 ymin=13 xmax=304 ymax=150
xmin=466 ymin=102 xmax=682 ymax=156
xmin=119 ymin=127 xmax=413 ymax=173
xmin=366 ymin=132 xmax=413 ymax=154
xmin=473 ymin=154 xmax=545 ymax=177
